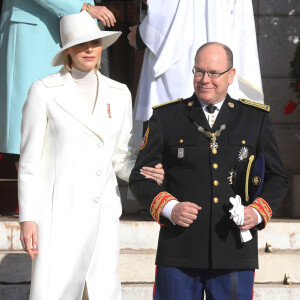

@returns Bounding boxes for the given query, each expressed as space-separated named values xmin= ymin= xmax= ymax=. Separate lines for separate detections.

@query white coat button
xmin=94 ymin=197 xmax=100 ymax=203
xmin=96 ymin=170 xmax=102 ymax=176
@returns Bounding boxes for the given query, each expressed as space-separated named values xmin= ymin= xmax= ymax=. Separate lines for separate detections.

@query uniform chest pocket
xmin=167 ymin=134 xmax=199 ymax=164
xmin=168 ymin=134 xmax=198 ymax=147
xmin=228 ymin=134 xmax=256 ymax=149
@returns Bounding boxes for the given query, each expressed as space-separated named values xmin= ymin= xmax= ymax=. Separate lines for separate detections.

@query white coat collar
xmin=41 ymin=68 xmax=126 ymax=141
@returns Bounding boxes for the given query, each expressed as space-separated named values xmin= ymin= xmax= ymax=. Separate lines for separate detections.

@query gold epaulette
xmin=152 ymin=98 xmax=183 ymax=109
xmin=239 ymin=98 xmax=270 ymax=112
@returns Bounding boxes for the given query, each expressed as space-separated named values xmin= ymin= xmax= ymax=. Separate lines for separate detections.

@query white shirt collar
xmin=198 ymin=98 xmax=226 ymax=112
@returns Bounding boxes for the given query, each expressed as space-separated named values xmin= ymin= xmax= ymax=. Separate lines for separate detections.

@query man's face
xmin=193 ymin=45 xmax=235 ymax=105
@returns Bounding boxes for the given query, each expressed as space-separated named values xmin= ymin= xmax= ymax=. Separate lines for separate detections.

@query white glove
xmin=229 ymin=195 xmax=252 ymax=243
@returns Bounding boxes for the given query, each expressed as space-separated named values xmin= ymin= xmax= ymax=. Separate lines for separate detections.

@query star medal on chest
xmin=238 ymin=146 xmax=249 ymax=161
xmin=193 ymin=122 xmax=226 ymax=154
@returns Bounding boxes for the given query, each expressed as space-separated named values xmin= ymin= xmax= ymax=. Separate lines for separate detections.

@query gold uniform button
xmin=213 ymin=163 xmax=218 ymax=169
xmin=213 ymin=180 xmax=219 ymax=186
xmin=242 ymin=140 xmax=246 ymax=144
xmin=179 ymin=139 xmax=183 ymax=143
xmin=213 ymin=197 xmax=219 ymax=204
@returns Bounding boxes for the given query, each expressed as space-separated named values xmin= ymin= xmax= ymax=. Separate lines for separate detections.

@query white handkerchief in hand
xmin=229 ymin=195 xmax=252 ymax=243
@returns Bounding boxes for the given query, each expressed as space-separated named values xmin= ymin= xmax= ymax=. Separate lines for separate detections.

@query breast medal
xmin=177 ymin=147 xmax=184 ymax=159
xmin=193 ymin=122 xmax=226 ymax=154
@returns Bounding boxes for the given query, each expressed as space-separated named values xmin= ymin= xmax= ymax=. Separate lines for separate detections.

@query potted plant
xmin=285 ymin=39 xmax=300 ymax=114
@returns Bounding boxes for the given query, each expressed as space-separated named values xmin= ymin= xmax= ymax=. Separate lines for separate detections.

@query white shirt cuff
xmin=251 ymin=207 xmax=263 ymax=225
xmin=162 ymin=202 xmax=262 ymax=225
xmin=161 ymin=200 xmax=179 ymax=225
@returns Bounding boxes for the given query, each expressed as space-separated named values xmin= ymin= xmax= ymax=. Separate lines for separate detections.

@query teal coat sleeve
xmin=0 ymin=0 xmax=95 ymax=154
xmin=32 ymin=0 xmax=94 ymax=18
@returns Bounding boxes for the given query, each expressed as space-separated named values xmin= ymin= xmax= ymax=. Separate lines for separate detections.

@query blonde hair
xmin=63 ymin=53 xmax=101 ymax=72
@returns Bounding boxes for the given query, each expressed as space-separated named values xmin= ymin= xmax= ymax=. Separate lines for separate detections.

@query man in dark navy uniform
xmin=129 ymin=42 xmax=289 ymax=300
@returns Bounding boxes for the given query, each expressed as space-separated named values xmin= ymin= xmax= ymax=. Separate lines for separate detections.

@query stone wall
xmin=253 ymin=0 xmax=300 ymax=217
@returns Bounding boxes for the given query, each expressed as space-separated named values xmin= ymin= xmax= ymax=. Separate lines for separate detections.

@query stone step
xmin=118 ymin=250 xmax=156 ymax=283
xmin=0 ymin=251 xmax=31 ymax=284
xmin=1 ymin=216 xmax=300 ymax=251
xmin=1 ymin=249 xmax=300 ymax=285
xmin=120 ymin=219 xmax=159 ymax=250
xmin=1 ymin=283 xmax=300 ymax=300
xmin=253 ymin=284 xmax=300 ymax=300
xmin=119 ymin=249 xmax=300 ymax=284
xmin=256 ymin=250 xmax=300 ymax=283
xmin=0 ymin=284 xmax=30 ymax=300
xmin=121 ymin=218 xmax=300 ymax=250
xmin=0 ymin=250 xmax=157 ymax=284
xmin=258 ymin=219 xmax=300 ymax=250
xmin=0 ymin=216 xmax=161 ymax=251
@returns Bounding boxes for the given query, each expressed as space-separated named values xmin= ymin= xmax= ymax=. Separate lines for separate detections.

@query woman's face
xmin=65 ymin=39 xmax=102 ymax=72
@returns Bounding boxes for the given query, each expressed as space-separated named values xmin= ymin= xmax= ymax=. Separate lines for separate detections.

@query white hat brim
xmin=52 ymin=30 xmax=121 ymax=67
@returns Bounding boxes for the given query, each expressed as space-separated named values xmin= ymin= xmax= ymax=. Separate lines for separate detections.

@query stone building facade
xmin=253 ymin=0 xmax=300 ymax=217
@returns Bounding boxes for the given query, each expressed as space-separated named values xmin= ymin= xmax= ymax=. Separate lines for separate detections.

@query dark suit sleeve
xmin=136 ymin=26 xmax=147 ymax=50
xmin=129 ymin=110 xmax=177 ymax=224
xmin=250 ymin=112 xmax=289 ymax=229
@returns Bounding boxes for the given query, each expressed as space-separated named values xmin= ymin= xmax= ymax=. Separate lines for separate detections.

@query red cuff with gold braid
xmin=150 ymin=192 xmax=177 ymax=224
xmin=250 ymin=197 xmax=272 ymax=229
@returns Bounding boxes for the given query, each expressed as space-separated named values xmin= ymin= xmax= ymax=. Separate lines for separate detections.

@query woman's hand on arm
xmin=140 ymin=163 xmax=165 ymax=185
xmin=20 ymin=222 xmax=38 ymax=259
xmin=82 ymin=3 xmax=116 ymax=27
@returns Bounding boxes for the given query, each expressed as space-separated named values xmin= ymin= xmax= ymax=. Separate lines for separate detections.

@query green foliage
xmin=289 ymin=39 xmax=300 ymax=99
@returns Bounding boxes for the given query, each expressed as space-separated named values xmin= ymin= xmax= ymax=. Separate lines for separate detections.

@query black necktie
xmin=206 ymin=105 xmax=217 ymax=114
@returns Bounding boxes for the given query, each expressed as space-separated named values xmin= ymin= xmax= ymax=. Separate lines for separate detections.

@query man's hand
xmin=239 ymin=206 xmax=258 ymax=230
xmin=171 ymin=202 xmax=202 ymax=227
xmin=140 ymin=163 xmax=164 ymax=185
xmin=127 ymin=25 xmax=138 ymax=49
xmin=82 ymin=4 xmax=116 ymax=27
xmin=20 ymin=221 xmax=39 ymax=259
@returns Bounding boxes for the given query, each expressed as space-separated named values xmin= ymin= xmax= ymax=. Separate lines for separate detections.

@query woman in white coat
xmin=18 ymin=11 xmax=163 ymax=300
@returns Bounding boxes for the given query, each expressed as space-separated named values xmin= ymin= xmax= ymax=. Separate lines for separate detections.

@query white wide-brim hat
xmin=52 ymin=10 xmax=121 ymax=66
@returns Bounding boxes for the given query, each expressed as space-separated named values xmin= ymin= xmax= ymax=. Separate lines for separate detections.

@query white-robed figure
xmin=128 ymin=0 xmax=263 ymax=143
xmin=18 ymin=11 xmax=164 ymax=300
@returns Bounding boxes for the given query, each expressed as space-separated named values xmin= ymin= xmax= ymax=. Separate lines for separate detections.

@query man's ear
xmin=228 ymin=68 xmax=236 ymax=85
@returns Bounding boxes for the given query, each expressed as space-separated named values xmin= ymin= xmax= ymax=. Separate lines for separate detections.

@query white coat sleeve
xmin=18 ymin=81 xmax=48 ymax=223
xmin=32 ymin=0 xmax=94 ymax=18
xmin=139 ymin=0 xmax=194 ymax=77
xmin=139 ymin=0 xmax=180 ymax=56
xmin=231 ymin=0 xmax=264 ymax=101
xmin=112 ymin=88 xmax=137 ymax=182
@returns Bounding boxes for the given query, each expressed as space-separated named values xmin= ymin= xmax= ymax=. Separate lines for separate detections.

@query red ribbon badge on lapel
xmin=107 ymin=104 xmax=112 ymax=118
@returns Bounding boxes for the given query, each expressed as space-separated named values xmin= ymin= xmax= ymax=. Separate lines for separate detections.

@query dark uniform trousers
xmin=129 ymin=94 xmax=289 ymax=299
xmin=154 ymin=266 xmax=255 ymax=300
